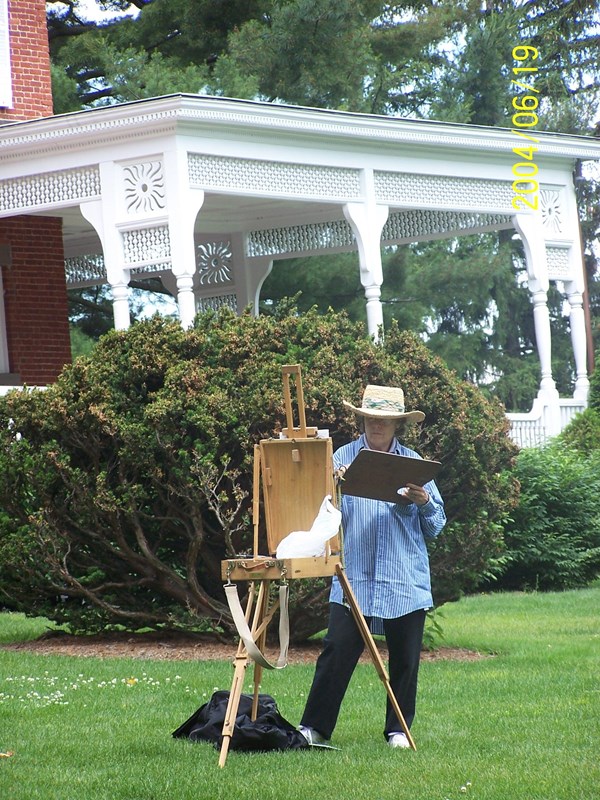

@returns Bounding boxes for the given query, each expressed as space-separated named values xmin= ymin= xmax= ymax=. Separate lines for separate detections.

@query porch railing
xmin=507 ymin=398 xmax=586 ymax=449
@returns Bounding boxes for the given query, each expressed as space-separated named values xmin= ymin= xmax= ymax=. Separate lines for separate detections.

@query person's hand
xmin=335 ymin=465 xmax=349 ymax=483
xmin=402 ymin=483 xmax=429 ymax=506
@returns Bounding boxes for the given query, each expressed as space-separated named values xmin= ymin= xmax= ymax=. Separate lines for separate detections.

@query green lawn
xmin=0 ymin=587 xmax=598 ymax=800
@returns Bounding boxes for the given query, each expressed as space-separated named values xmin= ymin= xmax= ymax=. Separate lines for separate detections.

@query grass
xmin=0 ymin=586 xmax=598 ymax=800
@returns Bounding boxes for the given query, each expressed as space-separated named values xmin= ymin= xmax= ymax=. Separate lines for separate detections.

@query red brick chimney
xmin=0 ymin=0 xmax=53 ymax=121
xmin=0 ymin=0 xmax=71 ymax=387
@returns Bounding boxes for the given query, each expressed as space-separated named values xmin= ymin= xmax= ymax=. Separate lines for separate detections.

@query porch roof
xmin=1 ymin=93 xmax=599 ymax=258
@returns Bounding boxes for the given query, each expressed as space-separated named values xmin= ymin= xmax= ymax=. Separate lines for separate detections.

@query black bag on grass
xmin=172 ymin=690 xmax=308 ymax=752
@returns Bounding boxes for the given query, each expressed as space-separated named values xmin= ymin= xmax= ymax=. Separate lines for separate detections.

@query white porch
xmin=1 ymin=94 xmax=599 ymax=447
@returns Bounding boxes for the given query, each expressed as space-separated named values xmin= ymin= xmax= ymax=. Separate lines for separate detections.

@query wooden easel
xmin=218 ymin=365 xmax=415 ymax=767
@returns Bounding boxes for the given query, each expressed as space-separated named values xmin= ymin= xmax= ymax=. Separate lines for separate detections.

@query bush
xmin=558 ymin=407 xmax=600 ymax=456
xmin=0 ymin=307 xmax=518 ymax=640
xmin=492 ymin=444 xmax=600 ymax=591
xmin=588 ymin=349 xmax=600 ymax=413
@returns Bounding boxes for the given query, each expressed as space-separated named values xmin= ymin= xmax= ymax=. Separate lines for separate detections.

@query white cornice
xmin=0 ymin=94 xmax=600 ymax=164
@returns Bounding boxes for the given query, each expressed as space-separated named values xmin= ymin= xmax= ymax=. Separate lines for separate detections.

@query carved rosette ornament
xmin=540 ymin=190 xmax=562 ymax=234
xmin=196 ymin=241 xmax=233 ymax=285
xmin=123 ymin=161 xmax=166 ymax=214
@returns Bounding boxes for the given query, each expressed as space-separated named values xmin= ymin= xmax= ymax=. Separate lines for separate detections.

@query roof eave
xmin=1 ymin=94 xmax=599 ymax=163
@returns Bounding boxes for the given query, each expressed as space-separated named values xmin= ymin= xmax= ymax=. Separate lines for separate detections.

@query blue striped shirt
xmin=330 ymin=434 xmax=446 ymax=632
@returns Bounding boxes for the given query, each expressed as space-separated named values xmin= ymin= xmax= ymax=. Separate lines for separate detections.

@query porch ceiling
xmin=34 ymin=193 xmax=343 ymax=258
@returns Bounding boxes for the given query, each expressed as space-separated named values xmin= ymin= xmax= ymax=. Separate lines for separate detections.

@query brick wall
xmin=0 ymin=216 xmax=72 ymax=385
xmin=0 ymin=0 xmax=53 ymax=121
xmin=0 ymin=2 xmax=71 ymax=386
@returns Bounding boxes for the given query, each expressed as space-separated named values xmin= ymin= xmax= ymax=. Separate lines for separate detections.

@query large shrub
xmin=559 ymin=346 xmax=600 ymax=455
xmin=0 ymin=307 xmax=518 ymax=640
xmin=559 ymin=407 xmax=600 ymax=455
xmin=588 ymin=349 xmax=600 ymax=413
xmin=492 ymin=444 xmax=600 ymax=591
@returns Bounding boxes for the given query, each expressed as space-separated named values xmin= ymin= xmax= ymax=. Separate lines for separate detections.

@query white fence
xmin=507 ymin=398 xmax=586 ymax=449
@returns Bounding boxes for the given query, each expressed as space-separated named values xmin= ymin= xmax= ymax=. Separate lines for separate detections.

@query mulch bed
xmin=0 ymin=630 xmax=489 ymax=663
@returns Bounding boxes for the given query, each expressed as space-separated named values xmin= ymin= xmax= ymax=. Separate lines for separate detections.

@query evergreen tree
xmin=49 ymin=1 xmax=600 ymax=118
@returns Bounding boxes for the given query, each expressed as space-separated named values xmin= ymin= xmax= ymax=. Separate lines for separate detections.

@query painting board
xmin=340 ymin=449 xmax=442 ymax=504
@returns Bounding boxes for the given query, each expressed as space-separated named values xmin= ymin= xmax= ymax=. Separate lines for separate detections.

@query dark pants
xmin=300 ymin=602 xmax=426 ymax=740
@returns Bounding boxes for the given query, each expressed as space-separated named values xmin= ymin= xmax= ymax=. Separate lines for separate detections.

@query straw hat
xmin=343 ymin=385 xmax=425 ymax=422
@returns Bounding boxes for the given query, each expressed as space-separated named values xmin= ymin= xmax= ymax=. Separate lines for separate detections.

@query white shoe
xmin=298 ymin=724 xmax=331 ymax=747
xmin=388 ymin=732 xmax=410 ymax=749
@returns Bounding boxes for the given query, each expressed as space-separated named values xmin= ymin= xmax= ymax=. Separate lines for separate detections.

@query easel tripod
xmin=218 ymin=366 xmax=416 ymax=767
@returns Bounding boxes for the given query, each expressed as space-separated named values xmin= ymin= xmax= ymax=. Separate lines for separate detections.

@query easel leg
xmin=334 ymin=564 xmax=417 ymax=751
xmin=251 ymin=582 xmax=272 ymax=719
xmin=218 ymin=651 xmax=248 ymax=768
xmin=218 ymin=581 xmax=272 ymax=767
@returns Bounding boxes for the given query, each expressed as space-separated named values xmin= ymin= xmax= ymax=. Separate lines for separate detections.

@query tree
xmin=49 ymin=2 xmax=600 ymax=117
xmin=559 ymin=346 xmax=600 ymax=453
xmin=217 ymin=0 xmax=381 ymax=109
xmin=0 ymin=309 xmax=518 ymax=640
xmin=69 ymin=324 xmax=97 ymax=358
xmin=254 ymin=1 xmax=600 ymax=408
xmin=47 ymin=0 xmax=268 ymax=112
xmin=260 ymin=250 xmax=409 ymax=327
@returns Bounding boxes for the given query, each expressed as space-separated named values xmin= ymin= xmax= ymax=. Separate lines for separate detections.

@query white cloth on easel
xmin=275 ymin=495 xmax=341 ymax=559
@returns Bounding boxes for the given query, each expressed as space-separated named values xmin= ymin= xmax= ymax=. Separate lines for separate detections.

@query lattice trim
xmin=546 ymin=245 xmax=571 ymax=279
xmin=196 ymin=293 xmax=238 ymax=313
xmin=248 ymin=219 xmax=355 ymax=257
xmin=130 ymin=264 xmax=170 ymax=276
xmin=248 ymin=210 xmax=513 ymax=257
xmin=64 ymin=254 xmax=106 ymax=286
xmin=0 ymin=166 xmax=101 ymax=212
xmin=122 ymin=225 xmax=171 ymax=265
xmin=188 ymin=153 xmax=361 ymax=199
xmin=383 ymin=209 xmax=513 ymax=241
xmin=374 ymin=171 xmax=513 ymax=211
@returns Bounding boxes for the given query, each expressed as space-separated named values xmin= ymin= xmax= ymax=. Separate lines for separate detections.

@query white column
xmin=564 ymin=285 xmax=590 ymax=402
xmin=565 ymin=209 xmax=591 ymax=402
xmin=363 ymin=283 xmax=384 ymax=337
xmin=243 ymin=250 xmax=274 ymax=315
xmin=343 ymin=189 xmax=389 ymax=340
xmin=530 ymin=285 xmax=557 ymax=397
xmin=512 ymin=213 xmax=557 ymax=401
xmin=111 ymin=280 xmax=131 ymax=331
xmin=163 ymin=150 xmax=205 ymax=329
xmin=175 ymin=274 xmax=196 ymax=328
xmin=80 ymin=196 xmax=131 ymax=331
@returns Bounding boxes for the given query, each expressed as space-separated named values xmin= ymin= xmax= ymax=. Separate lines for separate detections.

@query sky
xmin=55 ymin=0 xmax=140 ymax=23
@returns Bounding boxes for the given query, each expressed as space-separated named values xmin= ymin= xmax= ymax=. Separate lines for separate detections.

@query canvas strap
xmin=225 ymin=583 xmax=290 ymax=670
